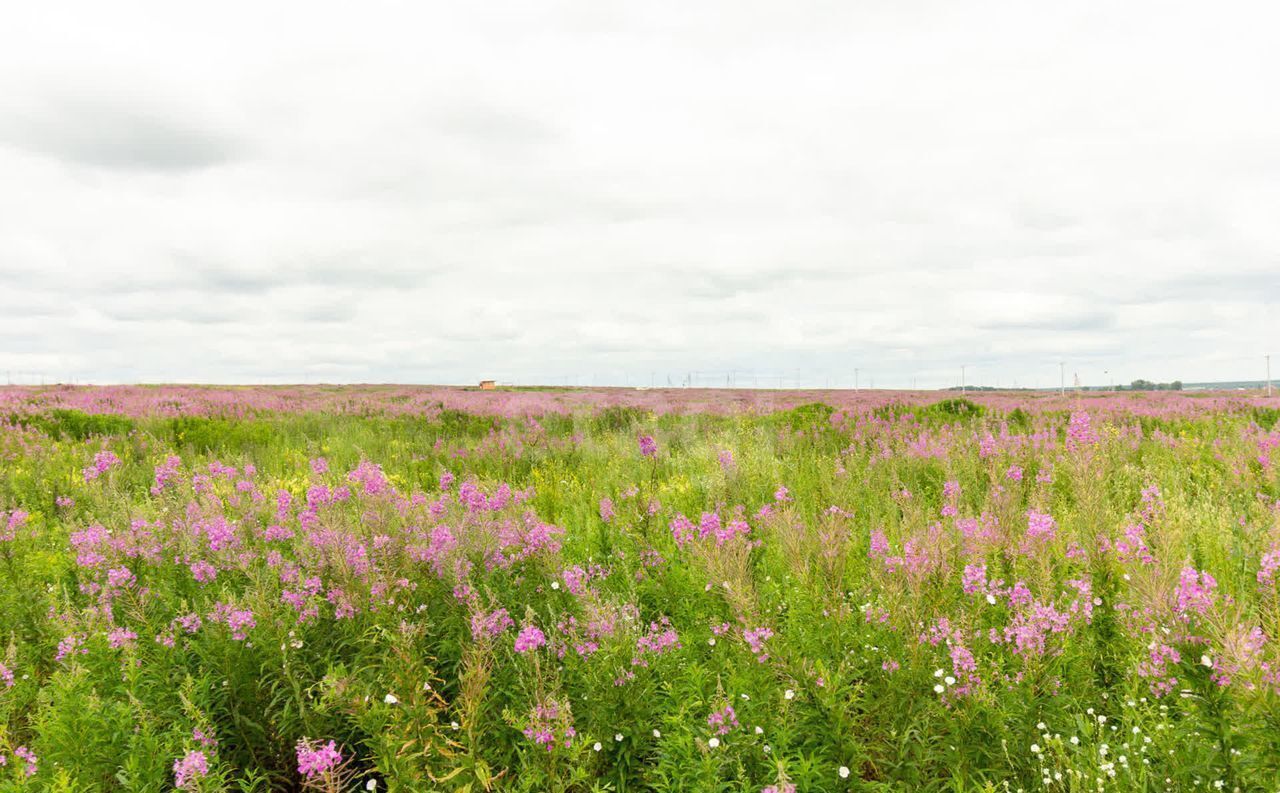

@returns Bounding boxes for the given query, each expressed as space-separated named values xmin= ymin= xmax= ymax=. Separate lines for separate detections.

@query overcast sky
xmin=2 ymin=1 xmax=1277 ymax=389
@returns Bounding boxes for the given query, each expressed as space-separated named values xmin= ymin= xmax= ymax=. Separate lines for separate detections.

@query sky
xmin=1 ymin=1 xmax=1278 ymax=389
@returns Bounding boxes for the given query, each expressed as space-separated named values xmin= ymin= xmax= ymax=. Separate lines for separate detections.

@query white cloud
xmin=1 ymin=0 xmax=1277 ymax=388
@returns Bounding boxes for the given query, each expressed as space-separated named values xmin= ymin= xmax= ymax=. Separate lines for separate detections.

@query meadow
xmin=1 ymin=385 xmax=1279 ymax=792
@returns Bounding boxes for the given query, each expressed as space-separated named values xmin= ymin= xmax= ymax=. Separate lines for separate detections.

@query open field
xmin=1 ymin=386 xmax=1279 ymax=791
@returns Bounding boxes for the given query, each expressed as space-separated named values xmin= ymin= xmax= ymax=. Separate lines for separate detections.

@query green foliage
xmin=0 ymin=396 xmax=1277 ymax=791
xmin=765 ymin=402 xmax=836 ymax=432
xmin=167 ymin=416 xmax=277 ymax=454
xmin=921 ymin=398 xmax=984 ymax=421
xmin=7 ymin=409 xmax=135 ymax=441
xmin=591 ymin=406 xmax=650 ymax=434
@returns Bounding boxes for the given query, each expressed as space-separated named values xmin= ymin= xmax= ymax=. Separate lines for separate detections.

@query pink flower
xmin=1258 ymin=546 xmax=1280 ymax=586
xmin=173 ymin=750 xmax=209 ymax=788
xmin=151 ymin=455 xmax=183 ymax=494
xmin=14 ymin=746 xmax=37 ymax=777
xmin=1065 ymin=411 xmax=1098 ymax=451
xmin=514 ymin=624 xmax=547 ymax=653
xmin=1175 ymin=566 xmax=1217 ymax=617
xmin=107 ymin=627 xmax=138 ymax=649
xmin=2 ymin=510 xmax=29 ymax=542
xmin=743 ymin=626 xmax=774 ymax=662
xmin=638 ymin=434 xmax=658 ymax=458
xmin=470 ymin=608 xmax=514 ymax=640
xmin=1025 ymin=510 xmax=1057 ymax=543
xmin=707 ymin=703 xmax=740 ymax=735
xmin=296 ymin=740 xmax=342 ymax=778
xmin=83 ymin=450 xmax=121 ymax=482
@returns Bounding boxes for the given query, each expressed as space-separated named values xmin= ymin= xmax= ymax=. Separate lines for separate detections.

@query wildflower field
xmin=1 ymin=385 xmax=1279 ymax=792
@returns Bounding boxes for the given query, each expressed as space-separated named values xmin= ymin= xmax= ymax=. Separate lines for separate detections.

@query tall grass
xmin=0 ymin=392 xmax=1277 ymax=791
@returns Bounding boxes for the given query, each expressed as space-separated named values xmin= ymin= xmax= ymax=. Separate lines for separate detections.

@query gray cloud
xmin=980 ymin=311 xmax=1117 ymax=333
xmin=1 ymin=93 xmax=243 ymax=172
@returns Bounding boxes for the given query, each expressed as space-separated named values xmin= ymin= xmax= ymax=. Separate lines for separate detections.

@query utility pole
xmin=1059 ymin=362 xmax=1065 ymax=396
xmin=1267 ymin=354 xmax=1272 ymax=397
xmin=961 ymin=365 xmax=966 ymax=395
xmin=854 ymin=368 xmax=859 ymax=391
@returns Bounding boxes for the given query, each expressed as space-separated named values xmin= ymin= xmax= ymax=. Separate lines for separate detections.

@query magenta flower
xmin=1 ymin=509 xmax=29 ymax=542
xmin=522 ymin=699 xmax=576 ymax=751
xmin=173 ymin=750 xmax=209 ymax=789
xmin=638 ymin=434 xmax=658 ymax=458
xmin=707 ymin=703 xmax=740 ymax=735
xmin=296 ymin=739 xmax=342 ymax=778
xmin=83 ymin=450 xmax=121 ymax=482
xmin=470 ymin=607 xmax=515 ymax=640
xmin=1025 ymin=510 xmax=1057 ymax=543
xmin=1175 ymin=566 xmax=1217 ymax=617
xmin=107 ymin=627 xmax=138 ymax=649
xmin=514 ymin=624 xmax=547 ymax=653
xmin=14 ymin=746 xmax=37 ymax=777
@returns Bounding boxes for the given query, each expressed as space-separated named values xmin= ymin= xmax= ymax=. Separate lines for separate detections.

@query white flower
xmin=383 ymin=693 xmax=398 ymax=705
xmin=550 ymin=581 xmax=560 ymax=590
xmin=422 ymin=681 xmax=431 ymax=691
xmin=1036 ymin=722 xmax=1047 ymax=730
xmin=1097 ymin=715 xmax=1107 ymax=724
xmin=615 ymin=733 xmax=623 ymax=742
xmin=944 ymin=676 xmax=956 ymax=686
xmin=784 ymin=689 xmax=795 ymax=700
xmin=708 ymin=637 xmax=716 ymax=646
xmin=366 ymin=780 xmax=377 ymax=791
xmin=708 ymin=737 xmax=720 ymax=749
xmin=653 ymin=729 xmax=661 ymax=738
xmin=838 ymin=766 xmax=851 ymax=779
xmin=591 ymin=740 xmax=602 ymax=751
xmin=934 ymin=669 xmax=945 ymax=678
xmin=1200 ymin=654 xmax=1213 ymax=668
xmin=755 ymin=726 xmax=764 ymax=734
xmin=1070 ymin=736 xmax=1080 ymax=746
xmin=986 ymin=594 xmax=997 ymax=605
xmin=933 ymin=684 xmax=945 ymax=694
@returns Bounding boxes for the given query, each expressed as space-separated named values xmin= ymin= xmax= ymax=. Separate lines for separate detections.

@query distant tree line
xmin=940 ymin=380 xmax=1183 ymax=393
xmin=1112 ymin=379 xmax=1183 ymax=391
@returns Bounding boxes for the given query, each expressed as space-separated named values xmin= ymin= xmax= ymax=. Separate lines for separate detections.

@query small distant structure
xmin=478 ymin=379 xmax=496 ymax=390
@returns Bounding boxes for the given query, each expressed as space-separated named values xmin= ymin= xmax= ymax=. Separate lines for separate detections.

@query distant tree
xmin=1122 ymin=379 xmax=1182 ymax=392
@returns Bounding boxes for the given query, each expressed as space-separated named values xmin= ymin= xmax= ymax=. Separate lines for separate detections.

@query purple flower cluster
xmin=173 ymin=750 xmax=209 ymax=788
xmin=296 ymin=739 xmax=342 ymax=778
xmin=514 ymin=624 xmax=547 ymax=653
